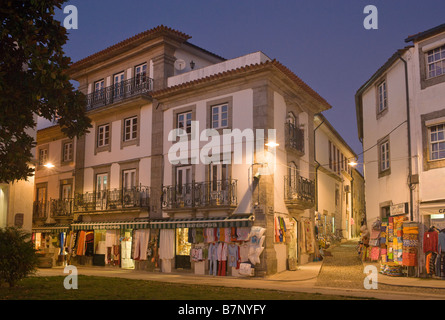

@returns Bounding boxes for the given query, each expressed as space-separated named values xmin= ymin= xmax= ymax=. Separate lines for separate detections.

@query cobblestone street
xmin=316 ymin=240 xmax=366 ymax=289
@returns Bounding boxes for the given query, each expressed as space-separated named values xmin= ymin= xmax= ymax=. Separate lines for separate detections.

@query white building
xmin=355 ymin=23 xmax=445 ymax=275
xmin=34 ymin=25 xmax=332 ymax=276
xmin=314 ymin=113 xmax=357 ymax=241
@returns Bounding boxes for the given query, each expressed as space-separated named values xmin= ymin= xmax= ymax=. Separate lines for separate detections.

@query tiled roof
xmin=152 ymin=59 xmax=331 ymax=110
xmin=405 ymin=23 xmax=445 ymax=43
xmin=69 ymin=25 xmax=191 ymax=70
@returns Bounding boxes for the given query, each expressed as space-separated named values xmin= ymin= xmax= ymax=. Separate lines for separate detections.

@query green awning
xmin=149 ymin=214 xmax=254 ymax=229
xmin=70 ymin=220 xmax=150 ymax=231
xmin=32 ymin=224 xmax=70 ymax=234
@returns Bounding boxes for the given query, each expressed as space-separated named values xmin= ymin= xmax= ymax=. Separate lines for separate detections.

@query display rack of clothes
xmin=423 ymin=226 xmax=445 ymax=279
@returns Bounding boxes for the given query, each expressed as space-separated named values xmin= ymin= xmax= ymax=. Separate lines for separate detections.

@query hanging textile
xmin=304 ymin=219 xmax=314 ymax=254
xmin=76 ymin=231 xmax=86 ymax=256
xmin=402 ymin=223 xmax=418 ymax=267
xmin=133 ymin=229 xmax=150 ymax=261
xmin=159 ymin=229 xmax=175 ymax=260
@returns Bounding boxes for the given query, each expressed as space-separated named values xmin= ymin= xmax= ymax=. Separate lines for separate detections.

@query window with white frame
xmin=427 ymin=45 xmax=445 ymax=79
xmin=429 ymin=123 xmax=445 ymax=160
xmin=97 ymin=124 xmax=110 ymax=147
xmin=63 ymin=141 xmax=73 ymax=162
xmin=377 ymin=80 xmax=387 ymax=113
xmin=135 ymin=63 xmax=147 ymax=85
xmin=380 ymin=140 xmax=390 ymax=172
xmin=123 ymin=116 xmax=138 ymax=141
xmin=177 ymin=111 xmax=192 ymax=134
xmin=38 ymin=148 xmax=48 ymax=166
xmin=211 ymin=104 xmax=228 ymax=129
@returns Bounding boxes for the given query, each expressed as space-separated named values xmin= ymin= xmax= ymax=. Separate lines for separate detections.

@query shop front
xmin=419 ymin=201 xmax=445 ymax=279
xmin=69 ymin=220 xmax=150 ymax=269
xmin=151 ymin=214 xmax=257 ymax=276
xmin=32 ymin=224 xmax=71 ymax=268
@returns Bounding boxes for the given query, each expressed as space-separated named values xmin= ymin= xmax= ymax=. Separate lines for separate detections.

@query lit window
xmin=123 ymin=116 xmax=138 ymax=141
xmin=427 ymin=45 xmax=445 ymax=79
xmin=211 ymin=104 xmax=228 ymax=129
xmin=430 ymin=124 xmax=445 ymax=160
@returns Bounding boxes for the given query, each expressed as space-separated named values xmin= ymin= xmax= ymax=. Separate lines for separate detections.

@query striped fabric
xmin=32 ymin=224 xmax=70 ymax=234
xmin=66 ymin=214 xmax=254 ymax=231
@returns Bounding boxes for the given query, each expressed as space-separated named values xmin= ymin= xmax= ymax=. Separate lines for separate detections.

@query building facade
xmin=355 ymin=23 xmax=445 ymax=276
xmin=33 ymin=25 xmax=332 ymax=276
xmin=314 ymin=113 xmax=358 ymax=242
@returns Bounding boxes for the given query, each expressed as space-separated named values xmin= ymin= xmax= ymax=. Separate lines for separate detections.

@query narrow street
xmin=316 ymin=240 xmax=366 ymax=290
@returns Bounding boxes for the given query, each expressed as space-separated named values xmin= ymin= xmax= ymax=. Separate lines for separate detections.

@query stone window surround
xmin=206 ymin=96 xmax=234 ymax=134
xmin=37 ymin=144 xmax=49 ymax=169
xmin=59 ymin=178 xmax=73 ymax=199
xmin=118 ymin=159 xmax=140 ymax=190
xmin=92 ymin=164 xmax=111 ymax=193
xmin=120 ymin=109 xmax=141 ymax=149
xmin=421 ymin=108 xmax=445 ymax=171
xmin=418 ymin=33 xmax=445 ymax=90
xmin=35 ymin=182 xmax=48 ymax=202
xmin=375 ymin=76 xmax=389 ymax=120
xmin=61 ymin=138 xmax=74 ymax=166
xmin=95 ymin=122 xmax=111 ymax=154
xmin=172 ymin=105 xmax=197 ymax=141
xmin=378 ymin=135 xmax=391 ymax=178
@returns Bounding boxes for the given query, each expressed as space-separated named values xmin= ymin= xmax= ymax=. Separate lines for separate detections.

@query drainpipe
xmin=397 ymin=54 xmax=414 ymax=222
xmin=314 ymin=115 xmax=325 ymax=213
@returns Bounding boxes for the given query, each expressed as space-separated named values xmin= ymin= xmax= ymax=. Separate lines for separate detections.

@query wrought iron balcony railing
xmin=50 ymin=198 xmax=74 ymax=218
xmin=33 ymin=200 xmax=48 ymax=221
xmin=73 ymin=186 xmax=150 ymax=212
xmin=284 ymin=175 xmax=315 ymax=204
xmin=86 ymin=76 xmax=153 ymax=111
xmin=285 ymin=122 xmax=305 ymax=154
xmin=162 ymin=179 xmax=238 ymax=209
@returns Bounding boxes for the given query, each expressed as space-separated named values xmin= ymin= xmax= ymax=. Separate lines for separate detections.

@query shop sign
xmin=390 ymin=202 xmax=408 ymax=216
xmin=176 ymin=222 xmax=219 ymax=228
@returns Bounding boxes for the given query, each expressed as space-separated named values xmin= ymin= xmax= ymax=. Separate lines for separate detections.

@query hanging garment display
xmin=208 ymin=242 xmax=218 ymax=276
xmin=159 ymin=229 xmax=175 ymax=260
xmin=217 ymin=242 xmax=228 ymax=276
xmin=304 ymin=219 xmax=315 ymax=254
xmin=402 ymin=222 xmax=418 ymax=267
xmin=133 ymin=229 xmax=150 ymax=261
xmin=227 ymin=243 xmax=240 ymax=268
xmin=76 ymin=231 xmax=86 ymax=256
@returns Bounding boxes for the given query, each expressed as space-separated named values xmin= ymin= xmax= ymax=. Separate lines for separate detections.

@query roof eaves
xmin=69 ymin=25 xmax=191 ymax=71
xmin=405 ymin=23 xmax=445 ymax=43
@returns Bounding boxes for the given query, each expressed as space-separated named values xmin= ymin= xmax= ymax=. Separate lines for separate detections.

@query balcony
xmin=285 ymin=122 xmax=305 ymax=154
xmin=50 ymin=198 xmax=74 ymax=220
xmin=33 ymin=201 xmax=48 ymax=222
xmin=162 ymin=179 xmax=238 ymax=211
xmin=284 ymin=175 xmax=315 ymax=211
xmin=86 ymin=76 xmax=153 ymax=112
xmin=73 ymin=186 xmax=150 ymax=213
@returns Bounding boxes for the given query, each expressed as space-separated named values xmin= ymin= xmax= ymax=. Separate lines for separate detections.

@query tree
xmin=0 ymin=0 xmax=91 ymax=183
xmin=0 ymin=227 xmax=39 ymax=288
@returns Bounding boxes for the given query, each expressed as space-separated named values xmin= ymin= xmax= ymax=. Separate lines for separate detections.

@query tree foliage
xmin=0 ymin=0 xmax=91 ymax=183
xmin=0 ymin=227 xmax=39 ymax=288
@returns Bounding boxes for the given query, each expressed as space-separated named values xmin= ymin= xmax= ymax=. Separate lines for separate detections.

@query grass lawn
xmin=0 ymin=275 xmax=364 ymax=300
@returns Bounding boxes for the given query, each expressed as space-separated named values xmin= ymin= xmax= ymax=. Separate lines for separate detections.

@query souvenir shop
xmin=67 ymin=220 xmax=151 ymax=269
xmin=274 ymin=214 xmax=298 ymax=271
xmin=364 ymin=210 xmax=420 ymax=277
xmin=419 ymin=202 xmax=445 ymax=279
xmin=150 ymin=214 xmax=259 ymax=276
xmin=32 ymin=224 xmax=71 ymax=267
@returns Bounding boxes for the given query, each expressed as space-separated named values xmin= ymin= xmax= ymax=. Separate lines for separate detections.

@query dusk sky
xmin=49 ymin=0 xmax=445 ymax=170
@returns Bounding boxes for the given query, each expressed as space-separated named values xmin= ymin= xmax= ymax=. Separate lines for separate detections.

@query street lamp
xmin=44 ymin=162 xmax=55 ymax=169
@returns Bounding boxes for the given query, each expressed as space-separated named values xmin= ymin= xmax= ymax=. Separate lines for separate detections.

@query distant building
xmin=314 ymin=113 xmax=359 ymax=241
